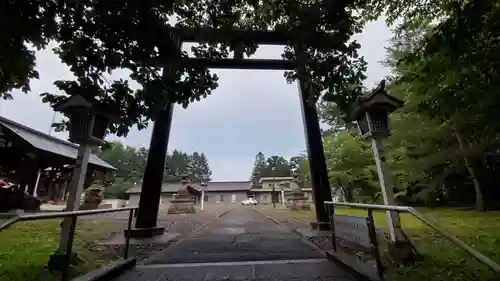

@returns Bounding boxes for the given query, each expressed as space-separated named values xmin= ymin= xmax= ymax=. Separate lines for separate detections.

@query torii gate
xmin=129 ymin=27 xmax=333 ymax=238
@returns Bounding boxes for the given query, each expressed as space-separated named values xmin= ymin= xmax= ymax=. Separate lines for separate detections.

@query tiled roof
xmin=127 ymin=181 xmax=251 ymax=194
xmin=0 ymin=116 xmax=115 ymax=170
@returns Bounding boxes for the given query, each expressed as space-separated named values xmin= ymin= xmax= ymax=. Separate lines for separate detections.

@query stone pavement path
xmin=143 ymin=207 xmax=324 ymax=264
xmin=115 ymin=207 xmax=357 ymax=281
xmin=91 ymin=205 xmax=233 ymax=261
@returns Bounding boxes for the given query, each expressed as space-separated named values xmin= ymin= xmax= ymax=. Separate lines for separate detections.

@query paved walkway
xmin=115 ymin=207 xmax=357 ymax=281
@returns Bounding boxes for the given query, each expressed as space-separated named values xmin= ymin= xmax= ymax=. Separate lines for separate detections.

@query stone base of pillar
xmin=47 ymin=252 xmax=81 ymax=271
xmin=388 ymin=239 xmax=419 ymax=263
xmin=125 ymin=226 xmax=165 ymax=239
xmin=310 ymin=221 xmax=331 ymax=231
xmin=167 ymin=198 xmax=196 ymax=214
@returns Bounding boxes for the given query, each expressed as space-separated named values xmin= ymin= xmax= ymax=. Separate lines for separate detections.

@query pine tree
xmin=165 ymin=151 xmax=212 ymax=183
xmin=190 ymin=152 xmax=201 ymax=180
xmin=163 ymin=150 xmax=191 ymax=182
xmin=250 ymin=152 xmax=266 ymax=187
xmin=197 ymin=153 xmax=212 ymax=182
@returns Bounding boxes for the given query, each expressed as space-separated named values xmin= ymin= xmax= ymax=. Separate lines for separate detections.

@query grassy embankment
xmin=0 ymin=219 xmax=116 ymax=281
xmin=260 ymin=206 xmax=500 ymax=281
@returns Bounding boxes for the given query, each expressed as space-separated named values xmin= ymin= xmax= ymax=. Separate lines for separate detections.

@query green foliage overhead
xmin=3 ymin=0 xmax=369 ymax=136
xmin=0 ymin=1 xmax=59 ymax=97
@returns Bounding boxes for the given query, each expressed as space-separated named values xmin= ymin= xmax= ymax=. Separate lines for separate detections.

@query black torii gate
xmin=129 ymin=27 xmax=333 ymax=238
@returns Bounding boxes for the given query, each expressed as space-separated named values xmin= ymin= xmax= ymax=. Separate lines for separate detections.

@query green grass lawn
xmin=260 ymin=206 xmax=500 ymax=281
xmin=0 ymin=219 xmax=116 ymax=281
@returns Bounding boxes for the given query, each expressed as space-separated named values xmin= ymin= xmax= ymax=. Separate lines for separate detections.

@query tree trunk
xmin=454 ymin=131 xmax=485 ymax=211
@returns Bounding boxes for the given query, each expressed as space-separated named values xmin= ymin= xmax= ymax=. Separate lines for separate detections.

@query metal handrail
xmin=0 ymin=206 xmax=139 ymax=281
xmin=0 ymin=206 xmax=138 ymax=231
xmin=324 ymin=201 xmax=500 ymax=274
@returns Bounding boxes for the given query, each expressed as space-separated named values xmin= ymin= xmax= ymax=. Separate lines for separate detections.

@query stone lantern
xmin=287 ymin=173 xmax=311 ymax=211
xmin=351 ymin=80 xmax=403 ymax=139
xmin=167 ymin=175 xmax=196 ymax=214
xmin=352 ymin=80 xmax=415 ymax=261
xmin=53 ymin=94 xmax=120 ymax=145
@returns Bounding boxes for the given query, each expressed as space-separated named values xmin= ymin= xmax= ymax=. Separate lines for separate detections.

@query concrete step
xmin=113 ymin=258 xmax=357 ymax=281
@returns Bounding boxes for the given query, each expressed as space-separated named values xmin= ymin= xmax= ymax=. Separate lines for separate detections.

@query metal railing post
xmin=61 ymin=215 xmax=78 ymax=281
xmin=124 ymin=209 xmax=134 ymax=259
xmin=367 ymin=209 xmax=384 ymax=281
xmin=326 ymin=203 xmax=337 ymax=251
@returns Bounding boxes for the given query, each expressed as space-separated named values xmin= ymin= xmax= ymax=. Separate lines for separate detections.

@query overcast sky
xmin=0 ymin=19 xmax=391 ymax=181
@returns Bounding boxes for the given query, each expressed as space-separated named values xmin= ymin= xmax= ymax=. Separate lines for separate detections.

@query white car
xmin=241 ymin=198 xmax=258 ymax=206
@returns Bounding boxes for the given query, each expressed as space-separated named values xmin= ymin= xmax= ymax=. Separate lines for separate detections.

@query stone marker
xmin=167 ymin=175 xmax=196 ymax=214
xmin=287 ymin=174 xmax=311 ymax=211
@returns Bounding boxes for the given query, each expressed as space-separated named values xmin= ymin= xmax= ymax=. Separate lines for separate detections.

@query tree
xmin=253 ymin=155 xmax=293 ymax=179
xmin=163 ymin=150 xmax=213 ymax=182
xmin=1 ymin=1 xmax=59 ymax=97
xmin=318 ymin=0 xmax=500 ymax=210
xmin=317 ymin=102 xmax=349 ymax=132
xmin=103 ymin=178 xmax=132 ymax=200
xmin=94 ymin=141 xmax=148 ymax=199
xmin=189 ymin=152 xmax=212 ymax=182
xmin=4 ymin=1 xmax=368 ymax=138
xmin=299 ymin=158 xmax=312 ymax=189
xmin=265 ymin=156 xmax=291 ymax=177
xmin=323 ymin=131 xmax=379 ymax=202
xmin=381 ymin=0 xmax=500 ymax=210
xmin=97 ymin=141 xmax=147 ymax=184
xmin=135 ymin=147 xmax=149 ymax=177
xmin=95 ymin=141 xmax=212 ymax=197
xmin=288 ymin=155 xmax=305 ymax=173
xmin=164 ymin=150 xmax=192 ymax=182
xmin=249 ymin=152 xmax=310 ymax=187
xmin=289 ymin=154 xmax=311 ymax=187
xmin=250 ymin=152 xmax=266 ymax=187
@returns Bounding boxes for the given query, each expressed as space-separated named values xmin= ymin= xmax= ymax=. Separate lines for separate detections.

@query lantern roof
xmin=351 ymin=80 xmax=404 ymax=121
xmin=179 ymin=174 xmax=190 ymax=183
xmin=52 ymin=94 xmax=121 ymax=121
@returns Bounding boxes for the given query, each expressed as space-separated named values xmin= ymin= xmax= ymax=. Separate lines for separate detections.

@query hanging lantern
xmin=67 ymin=108 xmax=93 ymax=143
xmin=52 ymin=95 xmax=120 ymax=145
xmin=352 ymin=80 xmax=404 ymax=139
